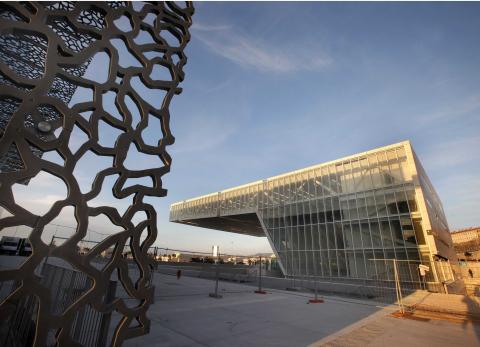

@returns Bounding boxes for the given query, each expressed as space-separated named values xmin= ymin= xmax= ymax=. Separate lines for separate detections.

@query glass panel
xmin=374 ymin=249 xmax=387 ymax=279
xmin=325 ymin=197 xmax=333 ymax=222
xmin=279 ymin=227 xmax=286 ymax=251
xmin=390 ymin=219 xmax=405 ymax=247
xmin=365 ymin=192 xmax=377 ymax=217
xmin=349 ymin=197 xmax=358 ymax=220
xmin=361 ymin=221 xmax=372 ymax=248
xmin=315 ymin=250 xmax=322 ymax=276
xmin=346 ymin=250 xmax=357 ymax=278
xmin=389 ymin=161 xmax=403 ymax=183
xmin=318 ymin=206 xmax=326 ymax=224
xmin=314 ymin=169 xmax=323 ymax=197
xmin=370 ymin=220 xmax=382 ymax=248
xmin=396 ymin=190 xmax=409 ymax=214
xmin=311 ymin=208 xmax=318 ymax=224
xmin=319 ymin=224 xmax=327 ymax=249
xmin=395 ymin=248 xmax=408 ymax=260
xmin=338 ymin=250 xmax=347 ymax=276
xmin=386 ymin=192 xmax=398 ymax=215
xmin=386 ymin=149 xmax=397 ymax=162
xmin=406 ymin=189 xmax=417 ymax=212
xmin=369 ymin=154 xmax=382 ymax=188
xmin=343 ymin=222 xmax=354 ymax=249
xmin=332 ymin=197 xmax=341 ymax=221
xmin=329 ymin=250 xmax=338 ymax=277
xmin=400 ymin=217 xmax=417 ymax=246
xmin=354 ymin=251 xmax=366 ymax=278
xmin=360 ymin=157 xmax=373 ymax=191
xmin=312 ymin=224 xmax=320 ymax=250
xmin=351 ymin=222 xmax=362 ymax=249
xmin=378 ymin=151 xmax=387 ymax=163
xmin=306 ymin=251 xmax=314 ymax=276
xmin=321 ymin=250 xmax=330 ymax=277
xmin=298 ymin=225 xmax=306 ymax=250
xmin=327 ymin=223 xmax=336 ymax=249
xmin=375 ymin=191 xmax=388 ymax=217
xmin=341 ymin=199 xmax=350 ymax=220
xmin=357 ymin=193 xmax=368 ymax=219
xmin=413 ymin=219 xmax=426 ymax=245
xmin=335 ymin=222 xmax=345 ymax=249
xmin=365 ymin=250 xmax=376 ymax=279
xmin=380 ymin=219 xmax=394 ymax=247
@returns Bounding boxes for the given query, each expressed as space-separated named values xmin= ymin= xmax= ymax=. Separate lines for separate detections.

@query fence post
xmin=255 ymin=256 xmax=266 ymax=294
xmin=41 ymin=235 xmax=55 ymax=275
xmin=393 ymin=259 xmax=404 ymax=314
xmin=209 ymin=260 xmax=222 ymax=298
xmin=309 ymin=276 xmax=323 ymax=303
xmin=153 ymin=247 xmax=158 ymax=270
xmin=97 ymin=280 xmax=117 ymax=347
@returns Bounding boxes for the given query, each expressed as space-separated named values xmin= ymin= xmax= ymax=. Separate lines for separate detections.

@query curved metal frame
xmin=0 ymin=2 xmax=193 ymax=346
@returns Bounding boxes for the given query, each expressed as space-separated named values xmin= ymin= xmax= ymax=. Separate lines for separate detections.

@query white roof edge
xmin=171 ymin=140 xmax=411 ymax=207
xmin=266 ymin=140 xmax=411 ymax=181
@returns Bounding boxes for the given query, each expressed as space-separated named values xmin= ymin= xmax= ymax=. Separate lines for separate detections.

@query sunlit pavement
xmin=123 ymin=274 xmax=480 ymax=347
xmin=312 ymin=312 xmax=480 ymax=347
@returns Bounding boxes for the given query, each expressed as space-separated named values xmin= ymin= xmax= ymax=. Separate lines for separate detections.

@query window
xmin=406 ymin=190 xmax=417 ymax=212
xmin=396 ymin=191 xmax=409 ymax=213
xmin=400 ymin=217 xmax=416 ymax=246
xmin=413 ymin=219 xmax=426 ymax=245
xmin=385 ymin=192 xmax=398 ymax=215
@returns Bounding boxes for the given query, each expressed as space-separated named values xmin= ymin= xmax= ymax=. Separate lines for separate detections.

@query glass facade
xmin=170 ymin=141 xmax=454 ymax=283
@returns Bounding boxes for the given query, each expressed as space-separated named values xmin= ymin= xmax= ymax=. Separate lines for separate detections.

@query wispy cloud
xmin=193 ymin=21 xmax=332 ymax=74
xmin=192 ymin=22 xmax=231 ymax=32
xmin=421 ymin=135 xmax=480 ymax=171
xmin=171 ymin=114 xmax=239 ymax=154
xmin=436 ymin=173 xmax=480 ymax=229
xmin=418 ymin=94 xmax=480 ymax=125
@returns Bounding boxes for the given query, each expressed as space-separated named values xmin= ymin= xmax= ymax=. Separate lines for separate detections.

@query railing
xmin=0 ymin=262 xmax=117 ymax=347
xmin=152 ymin=255 xmax=464 ymax=315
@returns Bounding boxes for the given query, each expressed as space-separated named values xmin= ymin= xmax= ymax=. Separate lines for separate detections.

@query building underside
xmin=179 ymin=212 xmax=264 ymax=237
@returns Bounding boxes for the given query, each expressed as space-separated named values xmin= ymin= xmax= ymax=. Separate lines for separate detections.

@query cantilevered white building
xmin=170 ymin=141 xmax=457 ymax=287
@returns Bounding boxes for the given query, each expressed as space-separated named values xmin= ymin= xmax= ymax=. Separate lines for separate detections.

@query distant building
xmin=170 ymin=141 xmax=457 ymax=288
xmin=451 ymin=227 xmax=480 ymax=261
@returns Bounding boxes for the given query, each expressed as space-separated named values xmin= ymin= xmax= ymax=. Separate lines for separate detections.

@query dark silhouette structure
xmin=0 ymin=2 xmax=193 ymax=346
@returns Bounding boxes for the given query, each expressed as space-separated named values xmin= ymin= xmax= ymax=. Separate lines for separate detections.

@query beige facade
xmin=451 ymin=227 xmax=480 ymax=261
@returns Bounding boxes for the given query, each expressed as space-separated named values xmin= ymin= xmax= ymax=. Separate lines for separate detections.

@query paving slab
xmin=313 ymin=314 xmax=480 ymax=347
xmin=123 ymin=274 xmax=379 ymax=347
xmin=122 ymin=274 xmax=480 ymax=347
xmin=403 ymin=291 xmax=480 ymax=319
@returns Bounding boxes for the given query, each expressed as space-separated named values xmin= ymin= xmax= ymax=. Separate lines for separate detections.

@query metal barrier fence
xmin=154 ymin=255 xmax=465 ymax=313
xmin=54 ymin=234 xmax=465 ymax=301
xmin=6 ymin=234 xmax=466 ymax=320
xmin=0 ymin=261 xmax=116 ymax=347
xmin=156 ymin=263 xmax=258 ymax=283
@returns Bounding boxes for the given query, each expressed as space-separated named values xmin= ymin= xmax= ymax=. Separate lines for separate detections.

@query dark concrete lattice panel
xmin=0 ymin=2 xmax=193 ymax=346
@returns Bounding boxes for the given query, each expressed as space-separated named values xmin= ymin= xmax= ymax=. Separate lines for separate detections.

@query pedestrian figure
xmin=468 ymin=268 xmax=474 ymax=278
xmin=176 ymin=269 xmax=182 ymax=280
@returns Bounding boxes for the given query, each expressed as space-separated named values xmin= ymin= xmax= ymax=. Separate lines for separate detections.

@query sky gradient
xmin=6 ymin=2 xmax=480 ymax=256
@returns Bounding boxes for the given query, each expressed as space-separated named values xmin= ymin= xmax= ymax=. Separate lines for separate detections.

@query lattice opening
xmin=12 ymin=171 xmax=68 ymax=216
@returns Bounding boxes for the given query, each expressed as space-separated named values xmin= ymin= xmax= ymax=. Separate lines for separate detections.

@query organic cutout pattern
xmin=0 ymin=2 xmax=193 ymax=346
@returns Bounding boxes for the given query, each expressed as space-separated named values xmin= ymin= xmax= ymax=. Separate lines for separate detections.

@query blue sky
xmin=7 ymin=2 xmax=480 ymax=255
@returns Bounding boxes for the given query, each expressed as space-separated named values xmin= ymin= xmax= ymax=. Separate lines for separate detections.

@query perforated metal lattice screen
xmin=0 ymin=2 xmax=193 ymax=345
